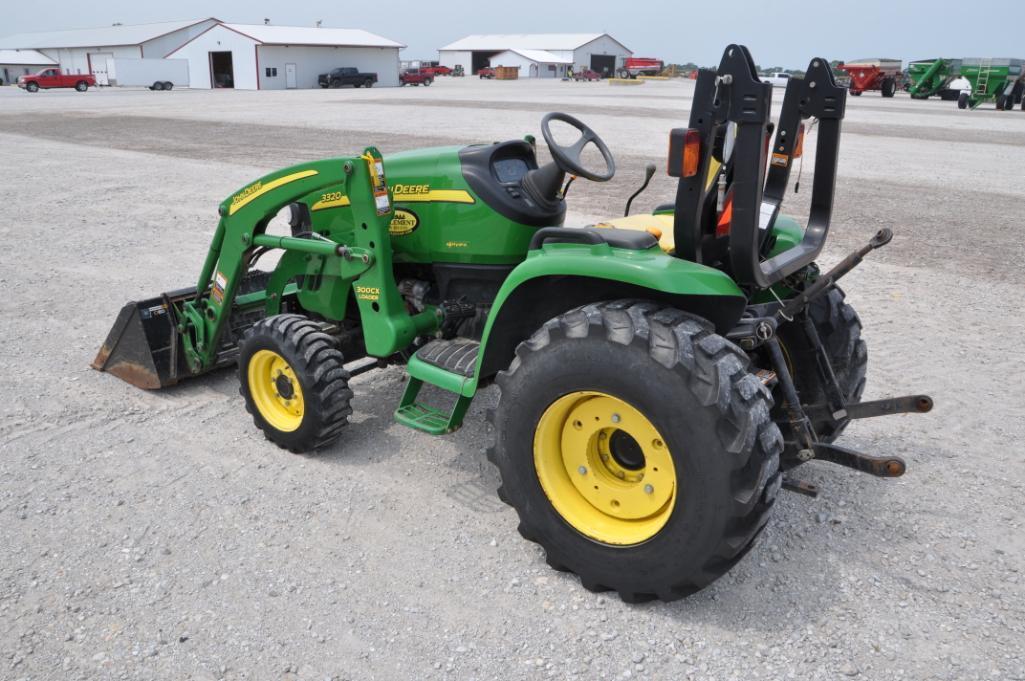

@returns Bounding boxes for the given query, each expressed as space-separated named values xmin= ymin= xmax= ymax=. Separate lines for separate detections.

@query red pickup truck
xmin=19 ymin=68 xmax=95 ymax=92
xmin=399 ymin=68 xmax=434 ymax=86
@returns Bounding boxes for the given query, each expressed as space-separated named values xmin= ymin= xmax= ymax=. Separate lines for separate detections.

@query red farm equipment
xmin=616 ymin=57 xmax=664 ymax=79
xmin=838 ymin=59 xmax=902 ymax=97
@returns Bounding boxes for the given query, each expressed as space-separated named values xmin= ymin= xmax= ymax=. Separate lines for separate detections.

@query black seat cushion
xmin=529 ymin=227 xmax=658 ymax=251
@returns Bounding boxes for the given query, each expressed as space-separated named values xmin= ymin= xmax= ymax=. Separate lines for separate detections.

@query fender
xmin=472 ymin=242 xmax=747 ymax=382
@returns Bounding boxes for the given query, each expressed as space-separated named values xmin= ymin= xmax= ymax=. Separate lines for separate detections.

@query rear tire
xmin=152 ymin=81 xmax=165 ymax=91
xmin=958 ymin=92 xmax=969 ymax=109
xmin=238 ymin=314 xmax=353 ymax=453
xmin=773 ymin=287 xmax=867 ymax=461
xmin=881 ymin=77 xmax=896 ymax=97
xmin=488 ymin=300 xmax=783 ymax=602
xmin=162 ymin=81 xmax=173 ymax=91
xmin=75 ymin=81 xmax=89 ymax=92
xmin=363 ymin=79 xmax=374 ymax=89
xmin=424 ymin=78 xmax=432 ymax=86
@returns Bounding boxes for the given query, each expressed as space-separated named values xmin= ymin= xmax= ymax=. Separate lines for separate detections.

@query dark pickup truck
xmin=318 ymin=67 xmax=377 ymax=88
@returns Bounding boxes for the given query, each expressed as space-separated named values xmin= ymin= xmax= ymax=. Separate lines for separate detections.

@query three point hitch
xmin=728 ymin=228 xmax=934 ymax=495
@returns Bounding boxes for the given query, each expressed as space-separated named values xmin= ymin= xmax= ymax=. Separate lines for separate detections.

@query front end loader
xmin=94 ymin=45 xmax=933 ymax=602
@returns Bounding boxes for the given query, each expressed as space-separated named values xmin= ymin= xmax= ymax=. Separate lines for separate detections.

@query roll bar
xmin=672 ymin=45 xmax=847 ymax=289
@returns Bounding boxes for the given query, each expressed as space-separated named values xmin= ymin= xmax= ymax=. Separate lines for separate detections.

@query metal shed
xmin=438 ymin=33 xmax=632 ymax=77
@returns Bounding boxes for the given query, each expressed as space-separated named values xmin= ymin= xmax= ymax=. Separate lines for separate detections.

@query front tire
xmin=881 ymin=77 xmax=896 ymax=98
xmin=26 ymin=82 xmax=39 ymax=92
xmin=238 ymin=314 xmax=353 ymax=453
xmin=363 ymin=79 xmax=374 ymax=89
xmin=488 ymin=301 xmax=783 ymax=602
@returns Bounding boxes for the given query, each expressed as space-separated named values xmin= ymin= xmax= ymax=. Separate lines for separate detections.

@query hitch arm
xmin=813 ymin=442 xmax=906 ymax=478
xmin=776 ymin=228 xmax=892 ymax=323
xmin=806 ymin=394 xmax=934 ymax=423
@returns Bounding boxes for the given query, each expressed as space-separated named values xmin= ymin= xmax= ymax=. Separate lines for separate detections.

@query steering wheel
xmin=540 ymin=112 xmax=616 ymax=182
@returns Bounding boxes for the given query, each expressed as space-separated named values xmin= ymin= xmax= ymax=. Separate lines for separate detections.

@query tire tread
xmin=489 ymin=300 xmax=782 ymax=602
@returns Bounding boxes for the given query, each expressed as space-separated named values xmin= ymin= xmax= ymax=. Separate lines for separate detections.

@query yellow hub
xmin=533 ymin=391 xmax=677 ymax=545
xmin=247 ymin=349 xmax=305 ymax=432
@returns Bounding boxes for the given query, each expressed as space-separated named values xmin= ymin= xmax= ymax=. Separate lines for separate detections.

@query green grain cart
xmin=907 ymin=58 xmax=959 ymax=99
xmin=957 ymin=58 xmax=1025 ymax=109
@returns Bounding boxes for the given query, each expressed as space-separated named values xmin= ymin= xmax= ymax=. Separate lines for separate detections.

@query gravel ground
xmin=1 ymin=78 xmax=1023 ymax=681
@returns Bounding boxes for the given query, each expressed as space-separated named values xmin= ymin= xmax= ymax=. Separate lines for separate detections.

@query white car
xmin=761 ymin=72 xmax=791 ymax=88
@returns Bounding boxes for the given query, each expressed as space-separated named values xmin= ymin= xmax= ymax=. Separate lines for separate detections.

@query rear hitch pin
xmin=769 ymin=287 xmax=794 ymax=322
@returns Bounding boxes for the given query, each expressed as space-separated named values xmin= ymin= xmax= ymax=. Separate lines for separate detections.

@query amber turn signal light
xmin=667 ymin=128 xmax=702 ymax=178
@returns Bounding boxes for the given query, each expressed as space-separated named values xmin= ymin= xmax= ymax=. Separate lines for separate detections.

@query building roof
xmin=494 ymin=49 xmax=572 ymax=64
xmin=0 ymin=18 xmax=214 ymax=49
xmin=0 ymin=48 xmax=56 ymax=65
xmin=225 ymin=24 xmax=405 ymax=49
xmin=440 ymin=33 xmax=626 ymax=52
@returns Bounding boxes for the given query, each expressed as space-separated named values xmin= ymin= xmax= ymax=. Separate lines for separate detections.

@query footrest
xmin=395 ymin=399 xmax=462 ymax=435
xmin=394 ymin=377 xmax=473 ymax=435
xmin=415 ymin=339 xmax=479 ymax=377
xmin=395 ymin=339 xmax=480 ymax=435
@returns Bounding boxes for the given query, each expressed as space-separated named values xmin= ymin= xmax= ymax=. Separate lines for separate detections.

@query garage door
xmin=472 ymin=51 xmax=500 ymax=74
xmin=89 ymin=52 xmax=113 ymax=85
xmin=590 ymin=55 xmax=616 ymax=77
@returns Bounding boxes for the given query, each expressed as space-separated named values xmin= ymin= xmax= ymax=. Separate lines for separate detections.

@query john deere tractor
xmin=94 ymin=46 xmax=932 ymax=602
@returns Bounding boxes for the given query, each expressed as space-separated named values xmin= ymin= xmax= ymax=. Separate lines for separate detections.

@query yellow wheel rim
xmin=247 ymin=349 xmax=305 ymax=432
xmin=533 ymin=391 xmax=677 ymax=546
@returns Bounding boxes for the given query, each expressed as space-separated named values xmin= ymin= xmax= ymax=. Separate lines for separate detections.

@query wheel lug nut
xmin=611 ymin=413 xmax=621 ymax=423
xmin=644 ymin=484 xmax=654 ymax=494
xmin=578 ymin=466 xmax=588 ymax=476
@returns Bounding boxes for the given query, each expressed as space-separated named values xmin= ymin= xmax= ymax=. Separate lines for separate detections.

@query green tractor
xmin=94 ymin=45 xmax=932 ymax=602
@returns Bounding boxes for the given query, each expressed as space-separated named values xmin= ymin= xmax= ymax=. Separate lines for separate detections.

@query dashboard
xmin=459 ymin=140 xmax=566 ymax=227
xmin=492 ymin=157 xmax=531 ymax=184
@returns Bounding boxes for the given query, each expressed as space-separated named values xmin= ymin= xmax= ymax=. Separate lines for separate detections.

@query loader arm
xmin=94 ymin=148 xmax=440 ymax=388
xmin=182 ymin=148 xmax=438 ymax=374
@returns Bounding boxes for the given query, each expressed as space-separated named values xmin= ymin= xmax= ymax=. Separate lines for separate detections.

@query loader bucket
xmin=91 ymin=287 xmax=197 ymax=389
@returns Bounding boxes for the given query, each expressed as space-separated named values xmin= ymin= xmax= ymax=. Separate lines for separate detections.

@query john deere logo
xmin=231 ymin=181 xmax=263 ymax=207
xmin=389 ymin=208 xmax=419 ymax=236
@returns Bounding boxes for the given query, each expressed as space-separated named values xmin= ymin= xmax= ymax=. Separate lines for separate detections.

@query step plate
xmin=415 ymin=339 xmax=479 ymax=378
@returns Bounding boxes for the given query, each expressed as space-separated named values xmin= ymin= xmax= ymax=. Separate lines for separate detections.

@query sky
xmin=2 ymin=0 xmax=1022 ymax=69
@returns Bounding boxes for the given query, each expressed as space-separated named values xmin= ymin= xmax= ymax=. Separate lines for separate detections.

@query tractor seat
xmin=529 ymin=227 xmax=659 ymax=251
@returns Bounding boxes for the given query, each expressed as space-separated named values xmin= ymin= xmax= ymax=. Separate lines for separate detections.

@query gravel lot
xmin=1 ymin=78 xmax=1023 ymax=681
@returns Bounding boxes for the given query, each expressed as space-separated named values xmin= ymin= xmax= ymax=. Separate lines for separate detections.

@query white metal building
xmin=167 ymin=23 xmax=404 ymax=89
xmin=489 ymin=49 xmax=572 ymax=79
xmin=0 ymin=49 xmax=55 ymax=85
xmin=0 ymin=19 xmax=404 ymax=89
xmin=438 ymin=33 xmax=632 ymax=77
xmin=0 ymin=19 xmax=219 ymax=83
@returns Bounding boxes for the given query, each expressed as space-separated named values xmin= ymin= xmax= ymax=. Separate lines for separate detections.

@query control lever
xmin=624 ymin=163 xmax=656 ymax=216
